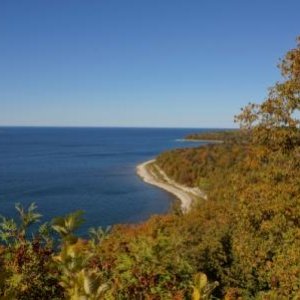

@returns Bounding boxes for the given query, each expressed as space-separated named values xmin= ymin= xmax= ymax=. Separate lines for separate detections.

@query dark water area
xmin=0 ymin=127 xmax=218 ymax=235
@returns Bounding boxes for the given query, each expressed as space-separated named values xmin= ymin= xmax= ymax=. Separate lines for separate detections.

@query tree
xmin=235 ymin=36 xmax=300 ymax=152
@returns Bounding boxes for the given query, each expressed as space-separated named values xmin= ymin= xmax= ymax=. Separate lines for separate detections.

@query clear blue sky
xmin=1 ymin=0 xmax=299 ymax=128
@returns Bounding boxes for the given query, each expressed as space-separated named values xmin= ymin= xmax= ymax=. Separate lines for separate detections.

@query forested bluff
xmin=0 ymin=37 xmax=299 ymax=299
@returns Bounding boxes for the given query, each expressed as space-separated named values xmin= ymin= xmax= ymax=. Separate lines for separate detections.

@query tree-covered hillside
xmin=0 ymin=37 xmax=299 ymax=299
xmin=184 ymin=130 xmax=239 ymax=142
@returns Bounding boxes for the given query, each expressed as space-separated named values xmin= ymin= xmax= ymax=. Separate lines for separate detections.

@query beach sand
xmin=136 ymin=159 xmax=206 ymax=212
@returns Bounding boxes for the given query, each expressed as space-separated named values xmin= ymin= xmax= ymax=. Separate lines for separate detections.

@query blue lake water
xmin=0 ymin=127 xmax=214 ymax=234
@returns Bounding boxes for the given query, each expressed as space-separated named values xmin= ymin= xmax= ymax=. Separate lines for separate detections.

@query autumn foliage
xmin=0 ymin=37 xmax=300 ymax=299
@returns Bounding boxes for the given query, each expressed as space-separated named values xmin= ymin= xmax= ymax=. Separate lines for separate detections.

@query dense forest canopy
xmin=184 ymin=130 xmax=239 ymax=142
xmin=0 ymin=37 xmax=299 ymax=299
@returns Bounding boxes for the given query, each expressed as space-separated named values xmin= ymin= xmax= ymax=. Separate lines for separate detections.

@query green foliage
xmin=52 ymin=212 xmax=111 ymax=299
xmin=0 ymin=203 xmax=63 ymax=299
xmin=89 ymin=226 xmax=111 ymax=248
xmin=156 ymin=142 xmax=246 ymax=189
xmin=98 ymin=216 xmax=197 ymax=299
xmin=155 ymin=36 xmax=300 ymax=298
xmin=1 ymin=36 xmax=300 ymax=299
xmin=235 ymin=37 xmax=300 ymax=153
xmin=15 ymin=202 xmax=42 ymax=234
xmin=52 ymin=210 xmax=85 ymax=244
xmin=185 ymin=130 xmax=241 ymax=143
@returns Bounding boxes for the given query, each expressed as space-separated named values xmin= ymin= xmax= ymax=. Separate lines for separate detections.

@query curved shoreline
xmin=136 ymin=159 xmax=206 ymax=212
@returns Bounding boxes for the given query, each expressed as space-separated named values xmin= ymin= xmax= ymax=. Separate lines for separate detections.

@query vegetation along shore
xmin=136 ymin=159 xmax=206 ymax=212
xmin=0 ymin=37 xmax=299 ymax=299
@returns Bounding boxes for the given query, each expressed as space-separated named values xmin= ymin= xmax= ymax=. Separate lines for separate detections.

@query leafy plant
xmin=192 ymin=273 xmax=219 ymax=300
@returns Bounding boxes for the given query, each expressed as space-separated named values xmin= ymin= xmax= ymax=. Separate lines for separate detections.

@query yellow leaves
xmin=6 ymin=273 xmax=23 ymax=290
xmin=81 ymin=269 xmax=108 ymax=298
xmin=192 ymin=272 xmax=219 ymax=300
xmin=60 ymin=269 xmax=109 ymax=300
xmin=192 ymin=287 xmax=201 ymax=300
xmin=72 ymin=239 xmax=89 ymax=254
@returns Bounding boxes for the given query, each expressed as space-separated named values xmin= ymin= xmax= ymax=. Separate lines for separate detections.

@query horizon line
xmin=0 ymin=125 xmax=237 ymax=130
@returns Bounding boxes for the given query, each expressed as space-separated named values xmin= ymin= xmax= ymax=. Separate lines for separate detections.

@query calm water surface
xmin=0 ymin=127 xmax=214 ymax=234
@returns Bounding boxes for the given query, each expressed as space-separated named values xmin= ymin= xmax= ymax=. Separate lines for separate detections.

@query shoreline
xmin=136 ymin=159 xmax=206 ymax=212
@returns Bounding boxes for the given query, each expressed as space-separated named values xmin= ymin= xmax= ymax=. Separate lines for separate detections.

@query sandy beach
xmin=136 ymin=159 xmax=206 ymax=212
